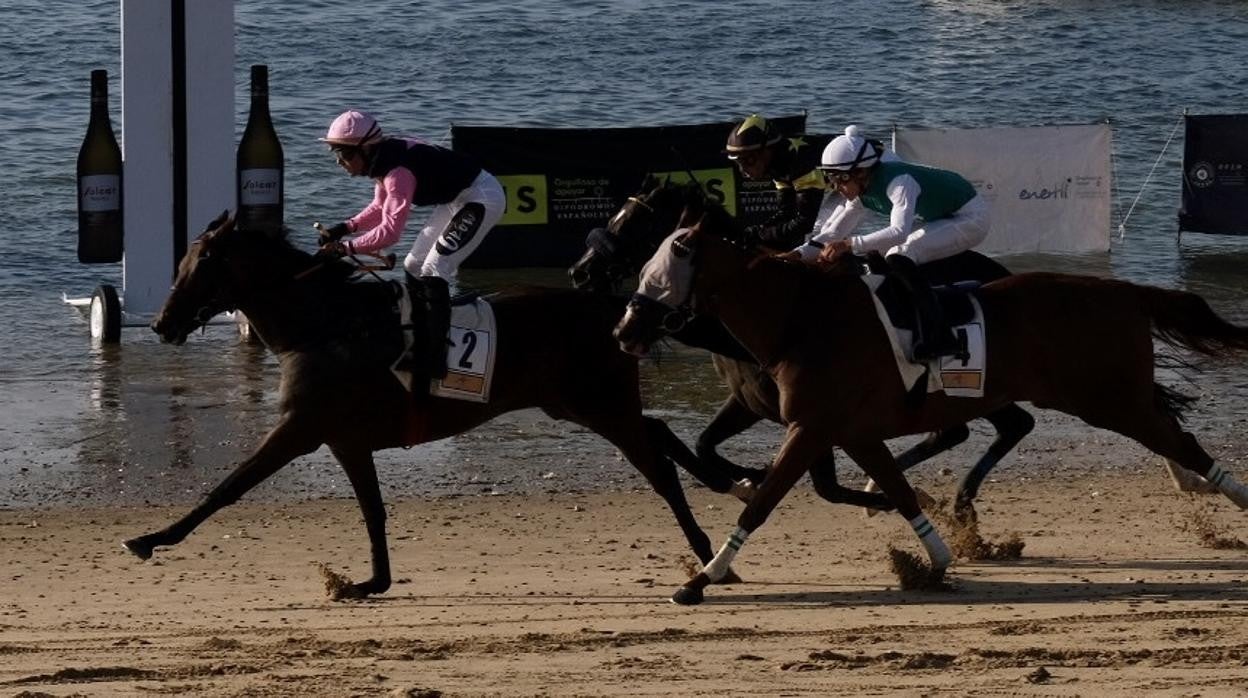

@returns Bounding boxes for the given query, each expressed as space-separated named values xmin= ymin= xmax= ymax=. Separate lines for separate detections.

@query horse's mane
xmin=220 ymin=224 xmax=377 ymax=293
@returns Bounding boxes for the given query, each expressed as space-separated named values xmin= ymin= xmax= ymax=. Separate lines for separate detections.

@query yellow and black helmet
xmin=725 ymin=114 xmax=782 ymax=158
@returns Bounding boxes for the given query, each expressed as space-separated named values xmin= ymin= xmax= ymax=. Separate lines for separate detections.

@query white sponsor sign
xmin=894 ymin=124 xmax=1112 ymax=253
xmin=239 ymin=168 xmax=281 ymax=205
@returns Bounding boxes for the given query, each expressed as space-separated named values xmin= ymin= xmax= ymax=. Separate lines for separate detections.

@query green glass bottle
xmin=236 ymin=64 xmax=284 ymax=234
xmin=77 ymin=69 xmax=124 ymax=263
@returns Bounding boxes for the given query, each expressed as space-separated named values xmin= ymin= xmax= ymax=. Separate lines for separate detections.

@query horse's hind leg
xmin=858 ymin=427 xmax=968 ymax=513
xmin=328 ymin=445 xmax=392 ymax=597
xmin=695 ymin=395 xmax=770 ymax=488
xmin=643 ymin=416 xmax=753 ymax=501
xmin=894 ymin=425 xmax=970 ymax=470
xmin=1083 ymin=391 xmax=1248 ymax=510
xmin=843 ymin=440 xmax=951 ymax=574
xmin=122 ymin=415 xmax=322 ymax=560
xmin=574 ymin=412 xmax=717 ymax=567
xmin=954 ymin=405 xmax=1035 ymax=518
xmin=809 ymin=452 xmax=894 ymax=511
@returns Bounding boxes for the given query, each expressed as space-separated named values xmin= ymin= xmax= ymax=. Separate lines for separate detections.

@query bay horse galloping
xmin=123 ymin=213 xmax=730 ymax=598
xmin=614 ymin=207 xmax=1248 ymax=605
xmin=570 ymin=179 xmax=1034 ymax=516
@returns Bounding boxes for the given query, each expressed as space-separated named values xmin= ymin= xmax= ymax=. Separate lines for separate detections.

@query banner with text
xmin=451 ymin=115 xmax=806 ymax=267
xmin=1179 ymin=114 xmax=1248 ymax=235
xmin=894 ymin=123 xmax=1112 ymax=254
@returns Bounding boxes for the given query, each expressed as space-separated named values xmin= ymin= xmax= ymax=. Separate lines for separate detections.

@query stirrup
xmin=913 ymin=329 xmax=965 ymax=362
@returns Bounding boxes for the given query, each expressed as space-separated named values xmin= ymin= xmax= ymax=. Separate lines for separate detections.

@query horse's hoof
xmin=729 ymin=479 xmax=756 ymax=503
xmin=914 ymin=486 xmax=937 ymax=511
xmin=1165 ymin=459 xmax=1218 ymax=494
xmin=121 ymin=537 xmax=154 ymax=561
xmin=953 ymin=500 xmax=979 ymax=525
xmin=671 ymin=585 xmax=705 ymax=605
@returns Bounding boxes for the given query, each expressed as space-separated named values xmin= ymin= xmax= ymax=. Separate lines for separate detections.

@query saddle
xmin=873 ymin=277 xmax=980 ymax=332
xmin=861 ymin=252 xmax=979 ymax=363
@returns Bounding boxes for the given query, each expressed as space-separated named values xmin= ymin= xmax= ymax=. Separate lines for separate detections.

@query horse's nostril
xmin=570 ymin=267 xmax=588 ymax=286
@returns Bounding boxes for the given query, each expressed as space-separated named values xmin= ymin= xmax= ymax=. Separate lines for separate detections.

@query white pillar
xmin=119 ymin=0 xmax=234 ymax=319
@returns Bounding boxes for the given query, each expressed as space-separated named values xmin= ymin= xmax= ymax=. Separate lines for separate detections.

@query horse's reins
xmin=293 ymin=251 xmax=395 ymax=282
xmin=626 ymin=195 xmax=653 ymax=213
xmin=299 ymin=222 xmax=396 ymax=282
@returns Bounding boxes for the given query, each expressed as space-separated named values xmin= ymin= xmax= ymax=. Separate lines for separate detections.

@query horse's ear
xmin=676 ymin=205 xmax=707 ymax=231
xmin=203 ymin=209 xmax=230 ymax=233
xmin=684 ymin=180 xmax=705 ymax=201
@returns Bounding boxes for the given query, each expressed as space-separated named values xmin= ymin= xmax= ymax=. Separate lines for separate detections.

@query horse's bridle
xmin=185 ymin=249 xmax=243 ymax=330
xmin=584 ymin=195 xmax=671 ymax=291
xmin=625 ymin=232 xmax=698 ymax=334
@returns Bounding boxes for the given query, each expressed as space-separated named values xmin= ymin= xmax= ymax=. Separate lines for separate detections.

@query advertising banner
xmin=894 ymin=123 xmax=1113 ymax=254
xmin=452 ymin=115 xmax=806 ymax=267
xmin=1179 ymin=114 xmax=1248 ymax=235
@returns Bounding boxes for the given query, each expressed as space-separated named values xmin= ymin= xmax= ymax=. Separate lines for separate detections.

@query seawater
xmin=1 ymin=0 xmax=1246 ymax=507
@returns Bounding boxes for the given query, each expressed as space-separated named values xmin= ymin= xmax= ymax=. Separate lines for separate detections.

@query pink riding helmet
xmin=321 ymin=110 xmax=383 ymax=147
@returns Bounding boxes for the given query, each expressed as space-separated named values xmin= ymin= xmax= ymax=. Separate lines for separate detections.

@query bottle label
xmin=240 ymin=168 xmax=281 ymax=205
xmin=80 ymin=174 xmax=120 ymax=212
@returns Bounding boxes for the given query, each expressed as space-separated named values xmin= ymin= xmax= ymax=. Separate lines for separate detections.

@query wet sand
xmin=3 ymin=468 xmax=1247 ymax=696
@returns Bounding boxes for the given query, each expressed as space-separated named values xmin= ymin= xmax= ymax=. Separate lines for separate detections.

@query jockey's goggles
xmin=820 ymin=169 xmax=856 ymax=184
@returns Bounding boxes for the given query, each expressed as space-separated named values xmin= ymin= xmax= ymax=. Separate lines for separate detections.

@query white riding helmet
xmin=819 ymin=125 xmax=883 ymax=172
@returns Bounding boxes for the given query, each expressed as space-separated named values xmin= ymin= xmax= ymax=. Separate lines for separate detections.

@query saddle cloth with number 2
xmin=391 ymin=289 xmax=498 ymax=403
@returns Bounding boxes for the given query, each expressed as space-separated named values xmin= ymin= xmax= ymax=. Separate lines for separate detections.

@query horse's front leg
xmin=695 ymin=396 xmax=769 ymax=494
xmin=327 ymin=444 xmax=391 ymax=598
xmin=673 ymin=423 xmax=822 ymax=605
xmin=843 ymin=440 xmax=951 ymax=576
xmin=122 ymin=414 xmax=322 ymax=560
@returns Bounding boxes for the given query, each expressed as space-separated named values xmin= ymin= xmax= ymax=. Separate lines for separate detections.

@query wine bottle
xmin=236 ymin=64 xmax=284 ymax=234
xmin=77 ymin=69 xmax=124 ymax=264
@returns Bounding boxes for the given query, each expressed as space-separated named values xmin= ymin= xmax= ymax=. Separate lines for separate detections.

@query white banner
xmin=893 ymin=124 xmax=1112 ymax=254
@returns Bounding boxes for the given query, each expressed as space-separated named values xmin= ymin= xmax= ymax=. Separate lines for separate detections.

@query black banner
xmin=1179 ymin=114 xmax=1248 ymax=235
xmin=452 ymin=115 xmax=807 ymax=267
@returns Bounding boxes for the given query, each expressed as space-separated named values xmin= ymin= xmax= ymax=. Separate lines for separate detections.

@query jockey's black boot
xmin=397 ymin=272 xmax=427 ymax=375
xmin=420 ymin=276 xmax=451 ymax=379
xmin=885 ymin=253 xmax=960 ymax=362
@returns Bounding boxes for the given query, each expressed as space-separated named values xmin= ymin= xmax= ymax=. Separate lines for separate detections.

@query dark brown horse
xmin=570 ymin=179 xmax=1034 ymax=515
xmin=123 ymin=212 xmax=735 ymax=598
xmin=614 ymin=205 xmax=1248 ymax=605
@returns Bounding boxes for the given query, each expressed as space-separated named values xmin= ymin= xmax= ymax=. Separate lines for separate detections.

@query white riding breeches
xmin=403 ymin=170 xmax=506 ymax=287
xmin=888 ymin=194 xmax=991 ymax=265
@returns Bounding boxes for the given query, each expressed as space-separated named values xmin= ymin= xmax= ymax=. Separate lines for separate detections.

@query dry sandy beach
xmin=2 ymin=466 xmax=1247 ymax=697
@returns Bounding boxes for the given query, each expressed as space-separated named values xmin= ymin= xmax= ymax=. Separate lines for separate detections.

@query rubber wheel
xmin=89 ymin=284 xmax=122 ymax=343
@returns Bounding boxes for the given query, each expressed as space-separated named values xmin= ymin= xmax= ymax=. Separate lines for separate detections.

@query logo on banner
xmin=497 ymin=174 xmax=548 ymax=225
xmin=1018 ymin=178 xmax=1071 ymax=201
xmin=650 ymin=168 xmax=737 ymax=215
xmin=1188 ymin=162 xmax=1215 ymax=188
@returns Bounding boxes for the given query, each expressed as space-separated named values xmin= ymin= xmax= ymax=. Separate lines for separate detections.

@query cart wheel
xmin=89 ymin=284 xmax=122 ymax=343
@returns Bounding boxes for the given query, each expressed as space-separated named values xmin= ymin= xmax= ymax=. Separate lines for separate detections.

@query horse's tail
xmin=1139 ymin=285 xmax=1248 ymax=359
